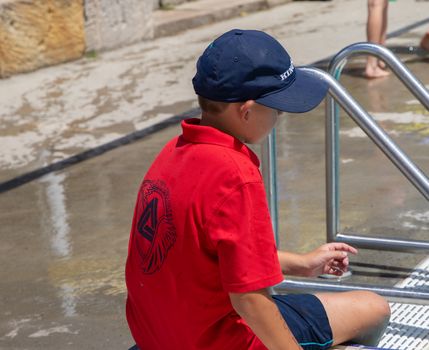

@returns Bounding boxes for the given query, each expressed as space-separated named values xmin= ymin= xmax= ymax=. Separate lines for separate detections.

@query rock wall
xmin=0 ymin=0 xmax=85 ymax=78
xmin=0 ymin=0 xmax=200 ymax=77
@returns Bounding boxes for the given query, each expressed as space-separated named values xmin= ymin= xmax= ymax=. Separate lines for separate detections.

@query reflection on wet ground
xmin=0 ymin=59 xmax=428 ymax=349
xmin=0 ymin=124 xmax=181 ymax=349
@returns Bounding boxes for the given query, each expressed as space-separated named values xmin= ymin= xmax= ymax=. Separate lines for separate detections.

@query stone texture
xmin=84 ymin=0 xmax=154 ymax=52
xmin=0 ymin=0 xmax=85 ymax=78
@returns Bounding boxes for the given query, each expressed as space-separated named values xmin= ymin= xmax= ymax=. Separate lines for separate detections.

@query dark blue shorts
xmin=272 ymin=294 xmax=333 ymax=350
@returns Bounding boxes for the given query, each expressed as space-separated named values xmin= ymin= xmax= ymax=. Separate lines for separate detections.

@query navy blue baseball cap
xmin=192 ymin=29 xmax=328 ymax=113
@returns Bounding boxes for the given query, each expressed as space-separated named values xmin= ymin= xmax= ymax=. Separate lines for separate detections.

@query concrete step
xmin=153 ymin=0 xmax=292 ymax=38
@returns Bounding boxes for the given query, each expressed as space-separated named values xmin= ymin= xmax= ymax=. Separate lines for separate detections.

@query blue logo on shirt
xmin=136 ymin=180 xmax=176 ymax=274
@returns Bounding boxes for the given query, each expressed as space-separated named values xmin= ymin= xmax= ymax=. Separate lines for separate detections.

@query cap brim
xmin=255 ymin=68 xmax=329 ymax=113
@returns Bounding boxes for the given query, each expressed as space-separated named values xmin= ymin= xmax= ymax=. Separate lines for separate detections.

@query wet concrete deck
xmin=1 ymin=1 xmax=429 ymax=349
xmin=0 ymin=128 xmax=178 ymax=349
xmin=1 ymin=0 xmax=428 ymax=183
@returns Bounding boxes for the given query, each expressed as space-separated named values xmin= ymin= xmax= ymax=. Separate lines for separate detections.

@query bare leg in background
xmin=365 ymin=0 xmax=390 ymax=78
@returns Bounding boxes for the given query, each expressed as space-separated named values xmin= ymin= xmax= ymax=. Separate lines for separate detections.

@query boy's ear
xmin=239 ymin=100 xmax=256 ymax=121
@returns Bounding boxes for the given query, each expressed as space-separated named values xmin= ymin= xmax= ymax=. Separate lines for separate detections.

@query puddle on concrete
xmin=0 ymin=123 xmax=181 ymax=348
xmin=0 ymin=96 xmax=197 ymax=185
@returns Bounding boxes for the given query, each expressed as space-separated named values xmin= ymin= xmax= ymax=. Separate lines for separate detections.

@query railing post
xmin=261 ymin=129 xmax=280 ymax=246
xmin=326 ymin=95 xmax=340 ymax=242
xmin=326 ymin=61 xmax=348 ymax=243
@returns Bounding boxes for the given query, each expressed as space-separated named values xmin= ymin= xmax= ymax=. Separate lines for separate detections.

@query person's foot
xmin=420 ymin=33 xmax=429 ymax=52
xmin=365 ymin=64 xmax=390 ymax=79
xmin=378 ymin=60 xmax=386 ymax=69
xmin=365 ymin=56 xmax=390 ymax=79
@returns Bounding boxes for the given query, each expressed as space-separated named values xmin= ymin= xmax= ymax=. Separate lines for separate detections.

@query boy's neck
xmin=200 ymin=113 xmax=245 ymax=143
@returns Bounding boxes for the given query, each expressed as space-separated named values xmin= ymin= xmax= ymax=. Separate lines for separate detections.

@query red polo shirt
xmin=125 ymin=118 xmax=283 ymax=350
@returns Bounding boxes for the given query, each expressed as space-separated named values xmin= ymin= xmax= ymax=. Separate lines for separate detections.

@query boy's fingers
xmin=331 ymin=259 xmax=347 ymax=268
xmin=327 ymin=265 xmax=345 ymax=275
xmin=327 ymin=242 xmax=358 ymax=255
xmin=325 ymin=250 xmax=349 ymax=263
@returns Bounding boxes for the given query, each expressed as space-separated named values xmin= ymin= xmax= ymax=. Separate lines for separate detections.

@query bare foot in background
xmin=365 ymin=56 xmax=390 ymax=78
xmin=378 ymin=60 xmax=386 ymax=69
xmin=366 ymin=0 xmax=389 ymax=78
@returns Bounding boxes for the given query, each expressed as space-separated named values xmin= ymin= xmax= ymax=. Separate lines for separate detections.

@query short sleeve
xmin=206 ymin=182 xmax=284 ymax=293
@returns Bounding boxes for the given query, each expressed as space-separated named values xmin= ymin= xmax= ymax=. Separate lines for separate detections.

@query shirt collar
xmin=181 ymin=118 xmax=260 ymax=167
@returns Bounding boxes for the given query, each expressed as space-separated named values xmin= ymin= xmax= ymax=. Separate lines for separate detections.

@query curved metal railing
xmin=326 ymin=43 xmax=429 ymax=251
xmin=261 ymin=47 xmax=429 ymax=301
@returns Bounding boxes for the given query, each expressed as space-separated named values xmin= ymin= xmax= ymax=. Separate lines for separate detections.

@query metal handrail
xmin=326 ymin=43 xmax=429 ymax=251
xmin=261 ymin=60 xmax=429 ymax=301
xmin=274 ymin=279 xmax=429 ymax=305
xmin=261 ymin=131 xmax=280 ymax=244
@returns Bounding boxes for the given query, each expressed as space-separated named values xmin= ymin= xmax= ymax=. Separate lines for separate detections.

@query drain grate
xmin=378 ymin=257 xmax=429 ymax=350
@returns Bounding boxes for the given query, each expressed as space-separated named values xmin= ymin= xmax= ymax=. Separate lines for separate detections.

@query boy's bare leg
xmin=316 ymin=291 xmax=391 ymax=346
xmin=365 ymin=0 xmax=390 ymax=78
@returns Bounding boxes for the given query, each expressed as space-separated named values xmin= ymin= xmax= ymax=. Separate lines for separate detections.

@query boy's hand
xmin=300 ymin=243 xmax=358 ymax=277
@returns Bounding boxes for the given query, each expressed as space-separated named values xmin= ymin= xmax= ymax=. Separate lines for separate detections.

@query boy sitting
xmin=125 ymin=29 xmax=390 ymax=350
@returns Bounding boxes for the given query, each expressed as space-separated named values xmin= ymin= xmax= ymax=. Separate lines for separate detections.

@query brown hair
xmin=198 ymin=96 xmax=229 ymax=116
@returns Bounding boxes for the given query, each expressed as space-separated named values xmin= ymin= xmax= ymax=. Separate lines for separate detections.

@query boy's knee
xmin=360 ymin=291 xmax=391 ymax=323
xmin=372 ymin=292 xmax=390 ymax=321
xmin=350 ymin=291 xmax=390 ymax=346
xmin=378 ymin=297 xmax=391 ymax=325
